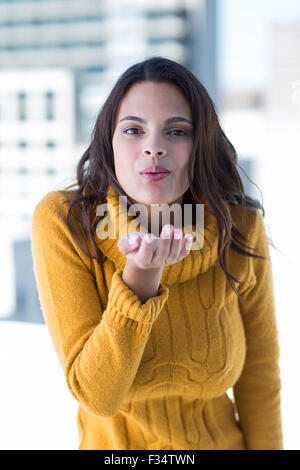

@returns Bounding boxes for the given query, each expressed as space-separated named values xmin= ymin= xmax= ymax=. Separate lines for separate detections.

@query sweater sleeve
xmin=233 ymin=209 xmax=283 ymax=450
xmin=30 ymin=192 xmax=169 ymax=418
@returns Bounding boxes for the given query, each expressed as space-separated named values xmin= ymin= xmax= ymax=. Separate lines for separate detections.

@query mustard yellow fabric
xmin=31 ymin=186 xmax=283 ymax=450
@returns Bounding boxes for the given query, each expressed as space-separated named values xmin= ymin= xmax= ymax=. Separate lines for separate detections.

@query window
xmin=45 ymin=91 xmax=55 ymax=120
xmin=45 ymin=141 xmax=56 ymax=148
xmin=18 ymin=141 xmax=28 ymax=148
xmin=18 ymin=91 xmax=26 ymax=120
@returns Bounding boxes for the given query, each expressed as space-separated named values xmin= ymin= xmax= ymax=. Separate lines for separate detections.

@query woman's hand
xmin=117 ymin=224 xmax=193 ymax=271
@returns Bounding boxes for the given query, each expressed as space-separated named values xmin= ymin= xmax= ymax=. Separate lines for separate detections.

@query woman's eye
xmin=124 ymin=128 xmax=142 ymax=135
xmin=168 ymin=129 xmax=187 ymax=136
xmin=123 ymin=128 xmax=191 ymax=136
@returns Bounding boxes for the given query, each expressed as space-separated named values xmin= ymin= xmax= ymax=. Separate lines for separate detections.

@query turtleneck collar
xmin=94 ymin=186 xmax=222 ymax=285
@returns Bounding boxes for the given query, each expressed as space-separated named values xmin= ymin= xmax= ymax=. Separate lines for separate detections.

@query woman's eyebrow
xmin=118 ymin=115 xmax=193 ymax=125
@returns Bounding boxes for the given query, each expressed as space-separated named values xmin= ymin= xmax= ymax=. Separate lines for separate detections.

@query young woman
xmin=31 ymin=57 xmax=283 ymax=450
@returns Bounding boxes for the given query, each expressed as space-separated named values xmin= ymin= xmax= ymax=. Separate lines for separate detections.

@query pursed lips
xmin=140 ymin=165 xmax=170 ymax=174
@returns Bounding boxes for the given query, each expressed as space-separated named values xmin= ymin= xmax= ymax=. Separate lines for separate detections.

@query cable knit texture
xmin=30 ymin=186 xmax=283 ymax=450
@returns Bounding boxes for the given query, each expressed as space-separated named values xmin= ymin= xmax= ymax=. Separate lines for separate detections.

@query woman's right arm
xmin=30 ymin=192 xmax=169 ymax=418
xmin=118 ymin=224 xmax=192 ymax=303
xmin=122 ymin=260 xmax=164 ymax=304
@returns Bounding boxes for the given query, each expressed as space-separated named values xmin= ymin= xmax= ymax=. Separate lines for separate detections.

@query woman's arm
xmin=31 ymin=192 xmax=169 ymax=418
xmin=233 ymin=210 xmax=283 ymax=450
xmin=122 ymin=260 xmax=164 ymax=304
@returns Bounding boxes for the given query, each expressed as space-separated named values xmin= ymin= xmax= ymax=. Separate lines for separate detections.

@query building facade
xmin=0 ymin=0 xmax=218 ymax=140
xmin=0 ymin=0 xmax=218 ymax=322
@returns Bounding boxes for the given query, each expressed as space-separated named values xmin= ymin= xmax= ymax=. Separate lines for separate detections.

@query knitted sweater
xmin=30 ymin=186 xmax=283 ymax=450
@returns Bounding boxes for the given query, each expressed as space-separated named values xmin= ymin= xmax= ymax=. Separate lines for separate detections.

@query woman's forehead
xmin=117 ymin=82 xmax=192 ymax=118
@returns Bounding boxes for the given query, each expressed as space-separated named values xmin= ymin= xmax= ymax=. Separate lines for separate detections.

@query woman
xmin=31 ymin=57 xmax=283 ymax=450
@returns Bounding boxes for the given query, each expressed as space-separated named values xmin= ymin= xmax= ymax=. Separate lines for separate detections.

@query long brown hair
xmin=63 ymin=56 xmax=272 ymax=302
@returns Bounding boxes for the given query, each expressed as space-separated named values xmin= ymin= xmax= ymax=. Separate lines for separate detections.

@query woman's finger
xmin=134 ymin=233 xmax=157 ymax=267
xmin=117 ymin=234 xmax=141 ymax=256
xmin=179 ymin=233 xmax=193 ymax=258
xmin=167 ymin=228 xmax=183 ymax=261
xmin=152 ymin=224 xmax=174 ymax=263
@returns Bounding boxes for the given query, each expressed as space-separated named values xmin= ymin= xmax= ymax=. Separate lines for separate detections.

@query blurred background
xmin=0 ymin=0 xmax=299 ymax=450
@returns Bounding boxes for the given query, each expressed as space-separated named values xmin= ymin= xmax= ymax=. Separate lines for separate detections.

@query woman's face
xmin=112 ymin=81 xmax=194 ymax=211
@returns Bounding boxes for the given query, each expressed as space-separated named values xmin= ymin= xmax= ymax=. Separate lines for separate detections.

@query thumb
xmin=117 ymin=233 xmax=141 ymax=255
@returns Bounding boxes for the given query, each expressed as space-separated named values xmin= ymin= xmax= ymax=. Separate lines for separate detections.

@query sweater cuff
xmin=104 ymin=268 xmax=169 ymax=330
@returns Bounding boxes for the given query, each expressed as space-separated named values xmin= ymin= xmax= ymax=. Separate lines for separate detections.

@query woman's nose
xmin=142 ymin=132 xmax=167 ymax=158
xmin=143 ymin=142 xmax=167 ymax=157
xmin=143 ymin=147 xmax=167 ymax=157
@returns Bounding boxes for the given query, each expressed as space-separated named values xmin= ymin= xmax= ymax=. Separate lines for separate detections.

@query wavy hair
xmin=63 ymin=56 xmax=272 ymax=303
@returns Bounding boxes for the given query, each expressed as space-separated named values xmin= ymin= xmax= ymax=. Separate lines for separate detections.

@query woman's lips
xmin=140 ymin=172 xmax=170 ymax=182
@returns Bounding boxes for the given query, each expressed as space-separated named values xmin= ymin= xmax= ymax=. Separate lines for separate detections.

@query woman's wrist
xmin=121 ymin=260 xmax=164 ymax=304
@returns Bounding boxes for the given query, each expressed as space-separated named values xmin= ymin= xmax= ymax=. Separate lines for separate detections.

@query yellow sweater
xmin=30 ymin=186 xmax=283 ymax=450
